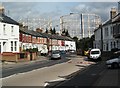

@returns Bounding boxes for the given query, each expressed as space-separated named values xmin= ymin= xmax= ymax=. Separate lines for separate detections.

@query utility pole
xmin=100 ymin=24 xmax=103 ymax=52
xmin=81 ymin=14 xmax=83 ymax=39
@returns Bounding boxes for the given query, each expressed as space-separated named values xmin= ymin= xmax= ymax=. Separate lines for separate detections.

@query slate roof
xmin=0 ymin=13 xmax=19 ymax=25
xmin=112 ymin=13 xmax=120 ymax=23
xmin=102 ymin=19 xmax=112 ymax=26
xmin=20 ymin=29 xmax=73 ymax=41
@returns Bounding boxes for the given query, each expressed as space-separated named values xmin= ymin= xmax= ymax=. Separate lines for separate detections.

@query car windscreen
xmin=52 ymin=51 xmax=60 ymax=54
xmin=110 ymin=54 xmax=119 ymax=59
xmin=91 ymin=51 xmax=100 ymax=54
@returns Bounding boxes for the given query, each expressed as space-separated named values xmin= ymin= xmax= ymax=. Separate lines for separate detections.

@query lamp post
xmin=100 ymin=24 xmax=103 ymax=52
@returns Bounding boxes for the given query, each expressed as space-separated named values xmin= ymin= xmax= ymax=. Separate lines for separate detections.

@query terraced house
xmin=94 ymin=2 xmax=120 ymax=51
xmin=0 ymin=8 xmax=19 ymax=54
xmin=19 ymin=27 xmax=76 ymax=54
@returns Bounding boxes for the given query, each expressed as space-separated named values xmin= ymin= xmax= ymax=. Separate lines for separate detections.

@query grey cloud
xmin=70 ymin=2 xmax=118 ymax=22
xmin=3 ymin=2 xmax=62 ymax=21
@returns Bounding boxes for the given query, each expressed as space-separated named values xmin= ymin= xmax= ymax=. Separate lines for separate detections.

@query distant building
xmin=60 ymin=13 xmax=101 ymax=39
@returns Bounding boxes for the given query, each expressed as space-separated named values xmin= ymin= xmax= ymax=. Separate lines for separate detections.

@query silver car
xmin=106 ymin=51 xmax=120 ymax=68
xmin=50 ymin=51 xmax=61 ymax=59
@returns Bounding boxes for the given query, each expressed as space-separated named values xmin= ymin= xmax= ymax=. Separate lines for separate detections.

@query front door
xmin=3 ymin=42 xmax=6 ymax=52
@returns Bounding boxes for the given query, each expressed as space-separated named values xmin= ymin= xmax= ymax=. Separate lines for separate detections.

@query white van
xmin=89 ymin=49 xmax=101 ymax=60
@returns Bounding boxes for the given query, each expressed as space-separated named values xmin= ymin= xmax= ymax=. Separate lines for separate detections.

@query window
xmin=105 ymin=27 xmax=108 ymax=37
xmin=111 ymin=42 xmax=112 ymax=49
xmin=11 ymin=26 xmax=14 ymax=35
xmin=14 ymin=41 xmax=17 ymax=51
xmin=106 ymin=43 xmax=109 ymax=51
xmin=3 ymin=24 xmax=6 ymax=35
xmin=11 ymin=41 xmax=13 ymax=51
xmin=116 ymin=40 xmax=119 ymax=48
xmin=114 ymin=41 xmax=116 ymax=48
xmin=110 ymin=26 xmax=113 ymax=35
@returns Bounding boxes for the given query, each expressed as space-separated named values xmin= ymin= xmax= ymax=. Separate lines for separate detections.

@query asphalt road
xmin=52 ymin=61 xmax=120 ymax=88
xmin=2 ymin=54 xmax=70 ymax=78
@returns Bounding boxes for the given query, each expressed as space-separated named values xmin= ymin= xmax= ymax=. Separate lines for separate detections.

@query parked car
xmin=106 ymin=51 xmax=120 ymax=68
xmin=50 ymin=51 xmax=61 ymax=60
xmin=88 ymin=48 xmax=101 ymax=61
xmin=60 ymin=50 xmax=66 ymax=55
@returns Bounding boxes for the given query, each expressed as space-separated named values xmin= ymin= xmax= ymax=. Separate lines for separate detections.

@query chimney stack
xmin=110 ymin=8 xmax=117 ymax=19
xmin=0 ymin=5 xmax=5 ymax=14
xmin=36 ymin=28 xmax=43 ymax=33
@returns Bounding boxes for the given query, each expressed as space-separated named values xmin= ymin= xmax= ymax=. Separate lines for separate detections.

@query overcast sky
xmin=2 ymin=2 xmax=118 ymax=22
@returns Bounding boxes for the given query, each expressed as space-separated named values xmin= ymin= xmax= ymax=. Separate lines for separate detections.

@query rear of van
xmin=89 ymin=49 xmax=101 ymax=60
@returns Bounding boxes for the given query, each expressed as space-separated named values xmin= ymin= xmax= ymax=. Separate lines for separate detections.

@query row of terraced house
xmin=94 ymin=2 xmax=120 ymax=52
xmin=0 ymin=9 xmax=76 ymax=62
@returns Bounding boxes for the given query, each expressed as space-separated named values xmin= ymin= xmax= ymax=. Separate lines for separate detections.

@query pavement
xmin=2 ymin=55 xmax=96 ymax=86
xmin=1 ymin=55 xmax=49 ymax=69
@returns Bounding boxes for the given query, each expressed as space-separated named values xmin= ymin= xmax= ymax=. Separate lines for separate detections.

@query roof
xmin=20 ymin=29 xmax=74 ymax=41
xmin=0 ymin=13 xmax=19 ymax=25
xmin=102 ymin=19 xmax=112 ymax=26
xmin=112 ymin=13 xmax=120 ymax=23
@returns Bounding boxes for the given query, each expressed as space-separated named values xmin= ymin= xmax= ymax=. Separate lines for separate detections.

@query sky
xmin=2 ymin=2 xmax=118 ymax=21
xmin=1 ymin=2 xmax=119 ymax=32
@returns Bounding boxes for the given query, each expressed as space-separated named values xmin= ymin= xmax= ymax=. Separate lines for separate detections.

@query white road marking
xmin=44 ymin=82 xmax=49 ymax=87
xmin=44 ymin=78 xmax=66 ymax=87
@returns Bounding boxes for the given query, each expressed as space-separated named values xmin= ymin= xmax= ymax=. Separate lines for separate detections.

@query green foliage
xmin=53 ymin=27 xmax=56 ymax=34
xmin=65 ymin=30 xmax=70 ymax=37
xmin=62 ymin=29 xmax=70 ymax=37
xmin=73 ymin=35 xmax=95 ymax=51
xmin=45 ymin=28 xmax=48 ymax=33
xmin=50 ymin=27 xmax=53 ymax=34
xmin=61 ymin=29 xmax=66 ymax=36
xmin=26 ymin=48 xmax=38 ymax=53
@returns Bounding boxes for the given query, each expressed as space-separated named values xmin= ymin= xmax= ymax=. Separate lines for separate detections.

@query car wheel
xmin=112 ymin=63 xmax=119 ymax=68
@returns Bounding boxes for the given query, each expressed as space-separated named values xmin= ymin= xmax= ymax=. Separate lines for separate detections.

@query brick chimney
xmin=0 ymin=5 xmax=5 ymax=14
xmin=110 ymin=8 xmax=117 ymax=19
xmin=36 ymin=28 xmax=43 ymax=33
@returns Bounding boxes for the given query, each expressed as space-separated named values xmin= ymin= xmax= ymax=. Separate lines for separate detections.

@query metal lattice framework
xmin=60 ymin=13 xmax=101 ymax=39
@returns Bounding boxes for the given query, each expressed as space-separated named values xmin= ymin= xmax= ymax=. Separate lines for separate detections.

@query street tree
xmin=45 ymin=28 xmax=48 ymax=33
xmin=53 ymin=27 xmax=56 ymax=34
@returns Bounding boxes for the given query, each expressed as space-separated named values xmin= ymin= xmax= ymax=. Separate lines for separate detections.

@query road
xmin=53 ymin=60 xmax=120 ymax=87
xmin=2 ymin=54 xmax=69 ymax=78
xmin=1 ymin=54 xmax=95 ymax=87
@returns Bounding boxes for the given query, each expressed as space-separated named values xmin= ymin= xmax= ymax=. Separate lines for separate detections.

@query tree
xmin=45 ymin=28 xmax=48 ymax=33
xmin=61 ymin=29 xmax=66 ymax=36
xmin=72 ymin=36 xmax=79 ymax=50
xmin=65 ymin=30 xmax=70 ymax=37
xmin=53 ymin=27 xmax=56 ymax=34
xmin=50 ymin=27 xmax=53 ymax=34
